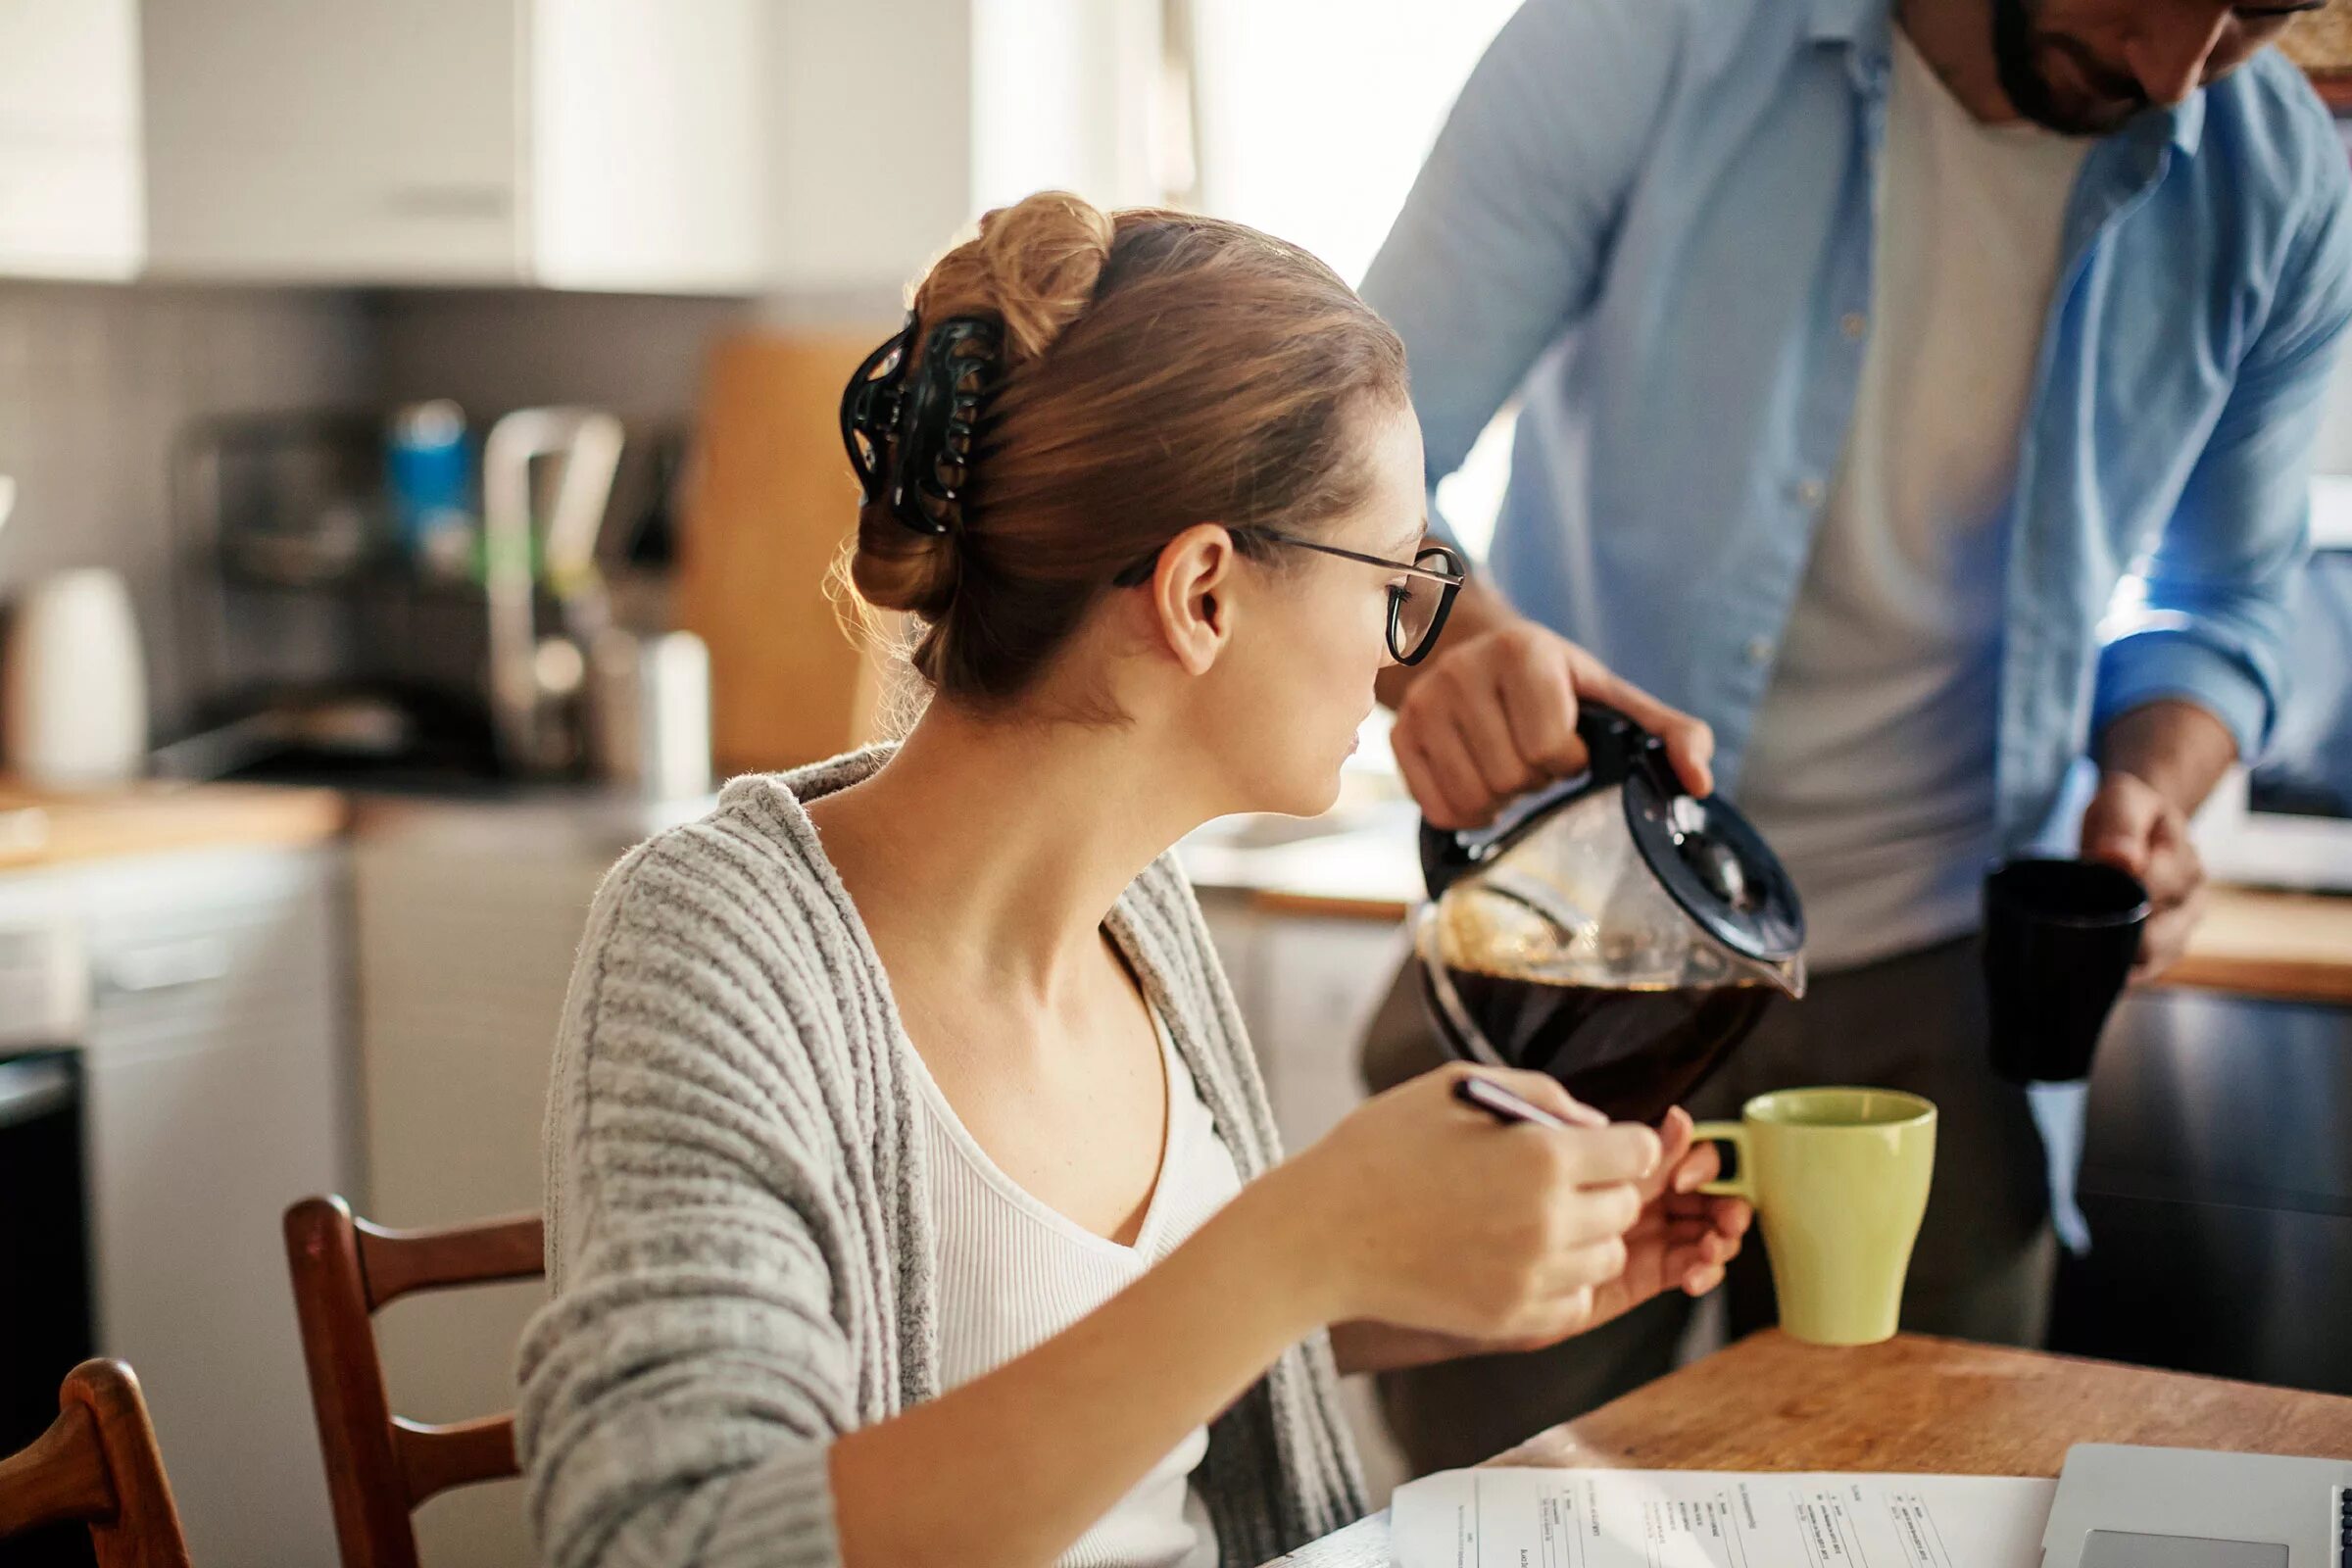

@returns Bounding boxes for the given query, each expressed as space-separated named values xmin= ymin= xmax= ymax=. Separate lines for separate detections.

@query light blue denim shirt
xmin=1361 ymin=0 xmax=2352 ymax=850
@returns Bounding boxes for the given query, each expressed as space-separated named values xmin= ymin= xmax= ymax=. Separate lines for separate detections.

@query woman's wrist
xmin=1207 ymin=1159 xmax=1359 ymax=1339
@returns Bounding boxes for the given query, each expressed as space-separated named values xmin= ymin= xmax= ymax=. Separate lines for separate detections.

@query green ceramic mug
xmin=1693 ymin=1088 xmax=1937 ymax=1347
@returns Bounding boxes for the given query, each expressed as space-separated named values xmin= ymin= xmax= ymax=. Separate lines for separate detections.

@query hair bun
xmin=845 ymin=192 xmax=1109 ymax=622
xmin=924 ymin=190 xmax=1114 ymax=367
xmin=847 ymin=522 xmax=958 ymax=620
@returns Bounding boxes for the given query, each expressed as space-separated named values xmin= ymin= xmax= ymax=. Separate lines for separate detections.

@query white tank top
xmin=909 ymin=1008 xmax=1243 ymax=1568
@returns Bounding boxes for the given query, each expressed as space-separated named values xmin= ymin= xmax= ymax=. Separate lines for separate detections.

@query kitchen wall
xmin=369 ymin=289 xmax=757 ymax=425
xmin=0 ymin=282 xmax=829 ymax=738
xmin=0 ymin=280 xmax=374 ymax=727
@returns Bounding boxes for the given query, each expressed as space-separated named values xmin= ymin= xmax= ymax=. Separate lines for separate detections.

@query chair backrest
xmin=282 ymin=1196 xmax=544 ymax=1568
xmin=0 ymin=1359 xmax=193 ymax=1568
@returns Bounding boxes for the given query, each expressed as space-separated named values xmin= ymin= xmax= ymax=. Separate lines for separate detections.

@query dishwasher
xmin=0 ymin=916 xmax=95 ymax=1568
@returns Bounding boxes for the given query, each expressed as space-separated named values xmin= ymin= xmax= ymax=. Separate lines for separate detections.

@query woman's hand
xmin=1265 ymin=1064 xmax=1669 ymax=1347
xmin=1327 ymin=1105 xmax=1751 ymax=1374
xmin=1581 ymin=1107 xmax=1748 ymax=1326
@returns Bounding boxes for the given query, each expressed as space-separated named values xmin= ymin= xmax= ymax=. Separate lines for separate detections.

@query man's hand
xmin=2082 ymin=699 xmax=2237 ymax=982
xmin=2080 ymin=768 xmax=2207 ymax=981
xmin=1391 ymin=613 xmax=1716 ymax=829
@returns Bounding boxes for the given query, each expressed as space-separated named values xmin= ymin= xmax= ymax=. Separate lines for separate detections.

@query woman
xmin=518 ymin=191 xmax=1749 ymax=1568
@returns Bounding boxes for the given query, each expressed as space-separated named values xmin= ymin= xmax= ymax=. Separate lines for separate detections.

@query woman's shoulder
xmin=593 ymin=750 xmax=889 ymax=949
xmin=564 ymin=754 xmax=898 ymax=1070
xmin=1114 ymin=849 xmax=1219 ymax=967
xmin=542 ymin=756 xmax=912 ymax=1294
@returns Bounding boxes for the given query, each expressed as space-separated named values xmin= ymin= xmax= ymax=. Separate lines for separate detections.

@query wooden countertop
xmin=1182 ymin=816 xmax=2352 ymax=1007
xmin=2163 ymin=887 xmax=2352 ymax=1005
xmin=0 ymin=778 xmax=346 ymax=871
xmin=1267 ymin=1330 xmax=2352 ymax=1565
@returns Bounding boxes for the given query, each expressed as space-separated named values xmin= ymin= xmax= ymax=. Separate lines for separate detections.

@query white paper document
xmin=1391 ymin=1467 xmax=2057 ymax=1568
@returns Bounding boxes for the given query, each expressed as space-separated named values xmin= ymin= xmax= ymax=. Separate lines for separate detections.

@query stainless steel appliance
xmin=2052 ymin=983 xmax=2352 ymax=1396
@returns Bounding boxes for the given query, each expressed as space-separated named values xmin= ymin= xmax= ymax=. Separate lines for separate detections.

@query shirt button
xmin=1744 ymin=636 xmax=1774 ymax=665
xmin=1841 ymin=312 xmax=1868 ymax=341
xmin=1794 ymin=476 xmax=1826 ymax=506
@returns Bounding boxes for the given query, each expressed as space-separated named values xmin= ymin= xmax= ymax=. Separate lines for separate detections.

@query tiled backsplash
xmin=0 ymin=281 xmax=374 ymax=728
xmin=0 ymin=282 xmax=785 ymax=735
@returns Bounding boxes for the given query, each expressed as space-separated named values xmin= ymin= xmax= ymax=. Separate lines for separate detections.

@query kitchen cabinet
xmin=73 ymin=844 xmax=353 ymax=1567
xmin=764 ymin=0 xmax=1180 ymax=294
xmin=351 ymin=795 xmax=675 ymax=1568
xmin=140 ymin=0 xmax=769 ymax=292
xmin=0 ymin=0 xmax=143 ymax=280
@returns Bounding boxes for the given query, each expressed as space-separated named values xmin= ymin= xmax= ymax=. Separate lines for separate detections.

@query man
xmin=1359 ymin=0 xmax=2352 ymax=1473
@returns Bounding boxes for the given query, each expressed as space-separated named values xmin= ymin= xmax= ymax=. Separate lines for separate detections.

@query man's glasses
xmin=1112 ymin=526 xmax=1466 ymax=665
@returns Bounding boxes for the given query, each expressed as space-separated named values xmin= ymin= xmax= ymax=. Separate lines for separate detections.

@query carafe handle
xmin=1417 ymin=702 xmax=1648 ymax=898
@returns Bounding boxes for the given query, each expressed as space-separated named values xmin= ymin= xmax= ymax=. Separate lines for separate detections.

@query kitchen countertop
xmin=8 ymin=778 xmax=2336 ymax=1006
xmin=0 ymin=777 xmax=346 ymax=870
xmin=1180 ymin=807 xmax=2352 ymax=1007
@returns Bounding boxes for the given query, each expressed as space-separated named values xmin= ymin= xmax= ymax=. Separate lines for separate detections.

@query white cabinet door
xmin=352 ymin=822 xmax=606 ymax=1568
xmin=0 ymin=0 xmax=142 ymax=279
xmin=141 ymin=0 xmax=770 ymax=291
xmin=142 ymin=0 xmax=524 ymax=283
xmin=530 ymin=0 xmax=769 ymax=293
xmin=76 ymin=845 xmax=353 ymax=1568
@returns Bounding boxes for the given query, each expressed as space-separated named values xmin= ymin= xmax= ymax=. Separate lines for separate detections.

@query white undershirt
xmin=912 ymin=1007 xmax=1242 ymax=1568
xmin=1738 ymin=29 xmax=2091 ymax=972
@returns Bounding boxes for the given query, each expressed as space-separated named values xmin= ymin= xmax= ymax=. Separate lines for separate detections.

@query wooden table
xmin=1265 ymin=1331 xmax=2352 ymax=1566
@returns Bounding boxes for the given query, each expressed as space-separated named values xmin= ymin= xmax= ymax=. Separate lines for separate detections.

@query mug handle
xmin=1689 ymin=1121 xmax=1751 ymax=1200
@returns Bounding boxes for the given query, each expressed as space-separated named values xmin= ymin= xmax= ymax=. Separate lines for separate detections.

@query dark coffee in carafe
xmin=1430 ymin=965 xmax=1776 ymax=1126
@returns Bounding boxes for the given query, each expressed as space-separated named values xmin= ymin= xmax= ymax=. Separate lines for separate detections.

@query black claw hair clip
xmin=839 ymin=310 xmax=1004 ymax=537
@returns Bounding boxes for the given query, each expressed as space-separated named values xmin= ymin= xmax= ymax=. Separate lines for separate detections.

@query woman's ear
xmin=1150 ymin=522 xmax=1238 ymax=676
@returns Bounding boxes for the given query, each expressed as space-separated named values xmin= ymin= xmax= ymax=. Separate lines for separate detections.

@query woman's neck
xmin=808 ymin=701 xmax=1216 ymax=1006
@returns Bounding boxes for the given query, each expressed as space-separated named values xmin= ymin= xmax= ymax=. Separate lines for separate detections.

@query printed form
xmin=1390 ymin=1468 xmax=2057 ymax=1568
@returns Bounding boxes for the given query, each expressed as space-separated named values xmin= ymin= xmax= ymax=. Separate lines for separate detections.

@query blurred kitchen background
xmin=3 ymin=4 xmax=2352 ymax=1567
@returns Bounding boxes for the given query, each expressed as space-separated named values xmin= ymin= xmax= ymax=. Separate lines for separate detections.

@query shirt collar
xmin=1810 ymin=0 xmax=2205 ymax=159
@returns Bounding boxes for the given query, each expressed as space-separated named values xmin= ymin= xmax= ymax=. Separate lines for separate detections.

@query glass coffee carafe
xmin=1416 ymin=705 xmax=1808 ymax=1124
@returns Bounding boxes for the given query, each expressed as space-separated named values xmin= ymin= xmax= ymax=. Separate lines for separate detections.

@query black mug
xmin=1981 ymin=857 xmax=2151 ymax=1084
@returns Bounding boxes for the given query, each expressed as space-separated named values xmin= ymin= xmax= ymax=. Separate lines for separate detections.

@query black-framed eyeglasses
xmin=1112 ymin=526 xmax=1467 ymax=666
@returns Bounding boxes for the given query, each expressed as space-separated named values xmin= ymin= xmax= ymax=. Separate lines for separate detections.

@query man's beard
xmin=1989 ymin=0 xmax=2150 ymax=136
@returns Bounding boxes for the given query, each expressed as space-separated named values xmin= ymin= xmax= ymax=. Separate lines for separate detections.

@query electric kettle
xmin=1416 ymin=705 xmax=1808 ymax=1124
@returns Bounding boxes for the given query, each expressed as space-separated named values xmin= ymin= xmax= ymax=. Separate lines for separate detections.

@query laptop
xmin=2041 ymin=1445 xmax=2352 ymax=1568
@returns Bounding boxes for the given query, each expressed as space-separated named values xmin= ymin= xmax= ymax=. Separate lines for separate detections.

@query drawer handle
xmin=102 ymin=936 xmax=231 ymax=996
xmin=384 ymin=184 xmax=511 ymax=220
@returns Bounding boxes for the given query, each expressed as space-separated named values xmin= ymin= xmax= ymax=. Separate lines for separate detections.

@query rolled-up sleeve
xmin=2096 ymin=150 xmax=2352 ymax=759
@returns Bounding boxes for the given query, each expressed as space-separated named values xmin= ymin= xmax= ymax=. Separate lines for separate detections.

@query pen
xmin=1451 ymin=1073 xmax=1602 ymax=1131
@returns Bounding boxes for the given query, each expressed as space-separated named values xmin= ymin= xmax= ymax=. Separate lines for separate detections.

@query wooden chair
xmin=0 ymin=1358 xmax=192 ymax=1568
xmin=282 ymin=1196 xmax=543 ymax=1568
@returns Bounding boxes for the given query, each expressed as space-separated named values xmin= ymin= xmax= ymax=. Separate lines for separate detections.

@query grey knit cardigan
xmin=516 ymin=748 xmax=1367 ymax=1568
